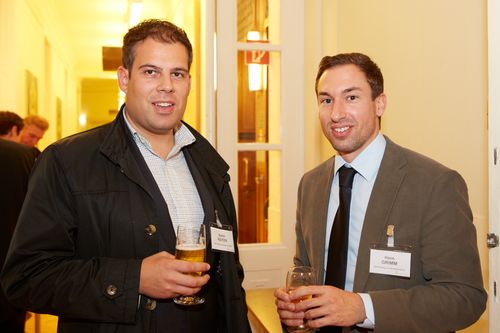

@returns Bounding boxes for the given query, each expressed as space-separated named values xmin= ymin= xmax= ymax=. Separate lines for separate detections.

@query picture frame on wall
xmin=26 ymin=70 xmax=38 ymax=115
xmin=56 ymin=97 xmax=62 ymax=139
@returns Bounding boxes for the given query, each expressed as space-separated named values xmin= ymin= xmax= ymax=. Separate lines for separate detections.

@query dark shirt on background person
xmin=0 ymin=138 xmax=37 ymax=333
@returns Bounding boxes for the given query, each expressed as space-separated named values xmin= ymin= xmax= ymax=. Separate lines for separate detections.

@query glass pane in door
xmin=237 ymin=0 xmax=280 ymax=43
xmin=238 ymin=150 xmax=281 ymax=244
xmin=237 ymin=50 xmax=281 ymax=144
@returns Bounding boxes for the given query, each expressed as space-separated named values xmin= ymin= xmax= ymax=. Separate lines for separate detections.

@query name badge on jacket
xmin=210 ymin=224 xmax=235 ymax=253
xmin=369 ymin=225 xmax=411 ymax=278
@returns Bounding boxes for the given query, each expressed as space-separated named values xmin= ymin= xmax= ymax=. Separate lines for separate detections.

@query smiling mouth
xmin=154 ymin=102 xmax=174 ymax=107
xmin=334 ymin=126 xmax=350 ymax=133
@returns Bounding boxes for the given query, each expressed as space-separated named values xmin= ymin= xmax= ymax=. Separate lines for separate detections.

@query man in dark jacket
xmin=0 ymin=111 xmax=38 ymax=333
xmin=1 ymin=20 xmax=251 ymax=333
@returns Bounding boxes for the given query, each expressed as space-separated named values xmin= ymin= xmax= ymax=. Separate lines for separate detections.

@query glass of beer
xmin=173 ymin=223 xmax=206 ymax=306
xmin=286 ymin=265 xmax=316 ymax=332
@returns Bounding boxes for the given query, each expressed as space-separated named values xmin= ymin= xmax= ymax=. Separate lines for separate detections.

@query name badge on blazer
xmin=369 ymin=225 xmax=411 ymax=278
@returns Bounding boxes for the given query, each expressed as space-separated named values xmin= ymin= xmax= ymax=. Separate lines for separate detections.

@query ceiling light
xmin=129 ymin=1 xmax=142 ymax=27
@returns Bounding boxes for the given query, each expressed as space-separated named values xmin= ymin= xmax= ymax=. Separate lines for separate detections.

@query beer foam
xmin=176 ymin=244 xmax=205 ymax=251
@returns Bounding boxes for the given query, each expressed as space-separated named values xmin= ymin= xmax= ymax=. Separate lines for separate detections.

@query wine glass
xmin=173 ymin=223 xmax=206 ymax=305
xmin=286 ymin=265 xmax=316 ymax=332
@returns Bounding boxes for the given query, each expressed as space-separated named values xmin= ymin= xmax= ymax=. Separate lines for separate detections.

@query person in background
xmin=0 ymin=111 xmax=24 ymax=143
xmin=274 ymin=53 xmax=486 ymax=332
xmin=19 ymin=114 xmax=49 ymax=152
xmin=1 ymin=20 xmax=251 ymax=333
xmin=0 ymin=111 xmax=38 ymax=333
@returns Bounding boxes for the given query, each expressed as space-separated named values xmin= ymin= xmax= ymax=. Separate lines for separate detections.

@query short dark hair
xmin=315 ymin=53 xmax=384 ymax=99
xmin=0 ymin=111 xmax=24 ymax=135
xmin=122 ymin=19 xmax=193 ymax=72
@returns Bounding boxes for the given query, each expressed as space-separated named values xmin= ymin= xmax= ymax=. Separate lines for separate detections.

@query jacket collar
xmin=99 ymin=106 xmax=133 ymax=165
xmin=99 ymin=105 xmax=230 ymax=183
xmin=182 ymin=121 xmax=230 ymax=193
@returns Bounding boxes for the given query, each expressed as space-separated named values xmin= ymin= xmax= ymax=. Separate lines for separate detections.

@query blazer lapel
xmin=353 ymin=137 xmax=408 ymax=292
xmin=309 ymin=158 xmax=335 ymax=280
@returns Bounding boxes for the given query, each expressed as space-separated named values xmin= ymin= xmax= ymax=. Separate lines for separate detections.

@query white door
xmin=216 ymin=0 xmax=305 ymax=289
xmin=488 ymin=0 xmax=500 ymax=331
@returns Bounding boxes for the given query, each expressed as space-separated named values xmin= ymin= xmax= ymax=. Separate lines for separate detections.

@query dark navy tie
xmin=322 ymin=166 xmax=356 ymax=333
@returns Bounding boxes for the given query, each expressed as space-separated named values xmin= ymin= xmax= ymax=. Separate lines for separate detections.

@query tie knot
xmin=338 ymin=166 xmax=356 ymax=189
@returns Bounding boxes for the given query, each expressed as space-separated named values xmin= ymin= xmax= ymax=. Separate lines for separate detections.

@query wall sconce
xmin=78 ymin=112 xmax=87 ymax=127
xmin=246 ymin=31 xmax=268 ymax=92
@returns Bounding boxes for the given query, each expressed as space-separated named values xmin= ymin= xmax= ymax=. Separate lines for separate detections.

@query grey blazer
xmin=294 ymin=136 xmax=486 ymax=333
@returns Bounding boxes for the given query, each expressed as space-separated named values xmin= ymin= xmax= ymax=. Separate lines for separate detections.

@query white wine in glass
xmin=173 ymin=224 xmax=206 ymax=305
xmin=286 ymin=266 xmax=316 ymax=333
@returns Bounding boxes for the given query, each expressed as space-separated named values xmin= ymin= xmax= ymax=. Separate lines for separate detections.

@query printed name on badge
xmin=369 ymin=248 xmax=411 ymax=278
xmin=210 ymin=226 xmax=235 ymax=253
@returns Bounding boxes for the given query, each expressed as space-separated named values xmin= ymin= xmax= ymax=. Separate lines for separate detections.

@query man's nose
xmin=157 ymin=75 xmax=174 ymax=93
xmin=330 ymin=101 xmax=345 ymax=121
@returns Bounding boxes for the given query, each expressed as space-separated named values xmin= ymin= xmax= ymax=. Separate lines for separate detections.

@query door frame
xmin=215 ymin=0 xmax=305 ymax=289
xmin=488 ymin=0 xmax=500 ymax=331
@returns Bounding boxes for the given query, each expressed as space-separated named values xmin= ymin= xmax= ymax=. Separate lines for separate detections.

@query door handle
xmin=487 ymin=233 xmax=499 ymax=248
xmin=243 ymin=157 xmax=249 ymax=186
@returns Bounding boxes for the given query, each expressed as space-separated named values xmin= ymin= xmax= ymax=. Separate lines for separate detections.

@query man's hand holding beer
xmin=139 ymin=251 xmax=210 ymax=299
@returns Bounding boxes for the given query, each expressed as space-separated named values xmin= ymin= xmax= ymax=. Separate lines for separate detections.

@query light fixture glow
xmin=78 ymin=113 xmax=87 ymax=127
xmin=248 ymin=64 xmax=264 ymax=91
xmin=129 ymin=1 xmax=143 ymax=27
xmin=246 ymin=31 xmax=265 ymax=91
xmin=247 ymin=31 xmax=260 ymax=41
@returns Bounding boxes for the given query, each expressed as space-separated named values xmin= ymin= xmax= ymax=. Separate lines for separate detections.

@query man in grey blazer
xmin=275 ymin=53 xmax=486 ymax=332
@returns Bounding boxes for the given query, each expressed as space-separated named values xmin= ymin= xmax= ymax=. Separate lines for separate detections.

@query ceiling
xmin=49 ymin=0 xmax=186 ymax=79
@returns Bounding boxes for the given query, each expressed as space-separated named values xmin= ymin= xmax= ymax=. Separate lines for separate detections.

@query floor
xmin=24 ymin=313 xmax=58 ymax=333
xmin=23 ymin=288 xmax=281 ymax=333
xmin=246 ymin=288 xmax=282 ymax=332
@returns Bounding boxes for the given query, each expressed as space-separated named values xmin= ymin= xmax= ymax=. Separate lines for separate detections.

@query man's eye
xmin=321 ymin=98 xmax=332 ymax=105
xmin=144 ymin=69 xmax=157 ymax=75
xmin=172 ymin=72 xmax=185 ymax=79
xmin=347 ymin=95 xmax=358 ymax=101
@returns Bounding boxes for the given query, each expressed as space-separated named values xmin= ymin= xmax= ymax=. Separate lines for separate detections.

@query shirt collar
xmin=334 ymin=132 xmax=386 ymax=182
xmin=122 ymin=108 xmax=196 ymax=159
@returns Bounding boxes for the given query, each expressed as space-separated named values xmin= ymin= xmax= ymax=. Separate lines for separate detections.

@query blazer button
xmin=145 ymin=224 xmax=157 ymax=236
xmin=145 ymin=298 xmax=156 ymax=310
xmin=106 ymin=284 xmax=118 ymax=296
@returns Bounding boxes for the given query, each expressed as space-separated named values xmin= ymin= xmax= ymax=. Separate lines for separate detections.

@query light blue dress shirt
xmin=324 ymin=133 xmax=386 ymax=328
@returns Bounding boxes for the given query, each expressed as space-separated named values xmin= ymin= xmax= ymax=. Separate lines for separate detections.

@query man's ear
xmin=375 ymin=93 xmax=387 ymax=117
xmin=8 ymin=125 xmax=19 ymax=138
xmin=117 ymin=66 xmax=129 ymax=93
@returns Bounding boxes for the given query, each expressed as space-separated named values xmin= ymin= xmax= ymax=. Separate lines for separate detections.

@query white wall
xmin=0 ymin=0 xmax=80 ymax=150
xmin=0 ymin=0 xmax=17 ymax=110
